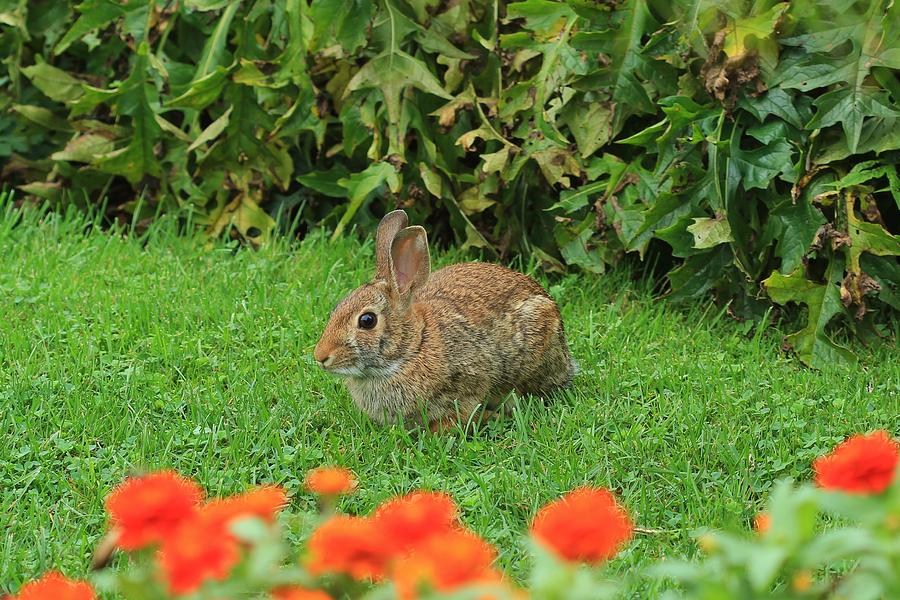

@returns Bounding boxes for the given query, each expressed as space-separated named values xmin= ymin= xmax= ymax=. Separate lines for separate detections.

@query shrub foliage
xmin=1 ymin=0 xmax=898 ymax=365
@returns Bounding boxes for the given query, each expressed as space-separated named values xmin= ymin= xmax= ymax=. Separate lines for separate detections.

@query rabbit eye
xmin=358 ymin=312 xmax=377 ymax=330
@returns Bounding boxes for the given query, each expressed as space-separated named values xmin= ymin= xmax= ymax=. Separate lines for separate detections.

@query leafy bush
xmin=6 ymin=431 xmax=900 ymax=599
xmin=1 ymin=0 xmax=898 ymax=365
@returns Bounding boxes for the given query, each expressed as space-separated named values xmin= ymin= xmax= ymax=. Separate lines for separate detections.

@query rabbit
xmin=313 ymin=209 xmax=576 ymax=430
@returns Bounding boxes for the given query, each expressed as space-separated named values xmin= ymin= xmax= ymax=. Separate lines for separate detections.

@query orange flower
xmin=272 ymin=587 xmax=333 ymax=600
xmin=813 ymin=430 xmax=900 ymax=494
xmin=307 ymin=516 xmax=387 ymax=580
xmin=204 ymin=485 xmax=288 ymax=529
xmin=530 ymin=487 xmax=633 ymax=564
xmin=305 ymin=467 xmax=357 ymax=496
xmin=105 ymin=471 xmax=203 ymax=550
xmin=157 ymin=511 xmax=240 ymax=595
xmin=13 ymin=572 xmax=96 ymax=600
xmin=374 ymin=491 xmax=459 ymax=554
xmin=754 ymin=512 xmax=771 ymax=534
xmin=392 ymin=529 xmax=500 ymax=600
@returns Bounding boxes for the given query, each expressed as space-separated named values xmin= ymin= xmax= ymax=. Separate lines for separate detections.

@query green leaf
xmin=54 ymin=0 xmax=126 ymax=54
xmin=777 ymin=1 xmax=900 ymax=154
xmin=310 ymin=0 xmax=375 ymax=54
xmin=21 ymin=61 xmax=84 ymax=104
xmin=763 ymin=261 xmax=856 ymax=368
xmin=657 ymin=215 xmax=698 ymax=258
xmin=560 ymin=101 xmax=612 ymax=158
xmin=583 ymin=0 xmax=656 ymax=136
xmin=731 ymin=138 xmax=793 ymax=190
xmin=846 ymin=219 xmax=900 ymax=274
xmin=531 ymin=147 xmax=581 ymax=188
xmin=332 ymin=162 xmax=399 ymax=239
xmin=739 ymin=88 xmax=804 ymax=129
xmin=555 ymin=216 xmax=606 ymax=274
xmin=506 ymin=0 xmax=577 ymax=32
xmin=188 ymin=107 xmax=233 ymax=152
xmin=11 ymin=105 xmax=73 ymax=131
xmin=192 ymin=0 xmax=240 ymax=81
xmin=167 ymin=68 xmax=230 ymax=110
xmin=745 ymin=545 xmax=788 ymax=592
xmin=807 ymin=87 xmax=898 ymax=155
xmin=458 ymin=186 xmax=496 ymax=215
xmin=298 ymin=165 xmax=352 ymax=198
xmin=765 ymin=198 xmax=827 ymax=274
xmin=667 ymin=245 xmax=733 ymax=301
xmin=95 ymin=44 xmax=163 ymax=183
xmin=344 ymin=49 xmax=452 ymax=148
xmin=687 ymin=215 xmax=733 ymax=249
xmin=418 ymin=163 xmax=443 ymax=198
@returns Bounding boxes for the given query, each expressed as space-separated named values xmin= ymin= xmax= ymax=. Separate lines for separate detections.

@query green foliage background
xmin=1 ymin=0 xmax=898 ymax=366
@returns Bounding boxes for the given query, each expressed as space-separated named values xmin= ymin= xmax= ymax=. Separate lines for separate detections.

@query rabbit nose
xmin=313 ymin=343 xmax=335 ymax=368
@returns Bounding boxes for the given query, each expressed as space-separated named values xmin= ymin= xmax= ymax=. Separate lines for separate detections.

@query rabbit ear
xmin=390 ymin=226 xmax=430 ymax=296
xmin=375 ymin=210 xmax=409 ymax=281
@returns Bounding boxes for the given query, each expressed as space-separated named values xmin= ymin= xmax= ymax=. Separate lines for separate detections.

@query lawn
xmin=1 ymin=207 xmax=898 ymax=594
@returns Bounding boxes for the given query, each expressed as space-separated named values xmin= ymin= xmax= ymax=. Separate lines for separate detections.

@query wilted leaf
xmin=531 ymin=148 xmax=580 ymax=188
xmin=51 ymin=134 xmax=115 ymax=162
xmin=481 ymin=147 xmax=511 ymax=174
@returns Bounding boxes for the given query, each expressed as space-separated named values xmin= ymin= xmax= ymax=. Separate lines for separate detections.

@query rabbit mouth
xmin=326 ymin=360 xmax=402 ymax=379
xmin=327 ymin=365 xmax=365 ymax=377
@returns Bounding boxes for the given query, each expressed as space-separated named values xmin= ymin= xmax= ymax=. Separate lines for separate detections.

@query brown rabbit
xmin=313 ymin=210 xmax=576 ymax=430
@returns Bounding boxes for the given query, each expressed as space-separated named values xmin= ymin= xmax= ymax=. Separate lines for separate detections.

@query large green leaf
xmin=21 ymin=61 xmax=84 ymax=103
xmin=331 ymin=162 xmax=400 ymax=239
xmin=309 ymin=0 xmax=375 ymax=54
xmin=764 ymin=198 xmax=827 ymax=274
xmin=94 ymin=43 xmax=162 ymax=183
xmin=777 ymin=0 xmax=900 ymax=153
xmin=763 ymin=261 xmax=856 ymax=369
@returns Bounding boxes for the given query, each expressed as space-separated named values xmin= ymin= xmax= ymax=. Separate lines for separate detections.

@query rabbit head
xmin=313 ymin=210 xmax=430 ymax=378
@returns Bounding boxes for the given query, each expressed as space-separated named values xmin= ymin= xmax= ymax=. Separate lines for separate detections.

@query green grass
xmin=1 ymin=205 xmax=897 ymax=595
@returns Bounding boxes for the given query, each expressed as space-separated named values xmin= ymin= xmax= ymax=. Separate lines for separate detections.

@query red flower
xmin=272 ymin=587 xmax=333 ymax=600
xmin=530 ymin=487 xmax=633 ymax=564
xmin=13 ymin=572 xmax=96 ymax=600
xmin=305 ymin=467 xmax=357 ymax=496
xmin=105 ymin=471 xmax=203 ymax=550
xmin=814 ymin=430 xmax=900 ymax=494
xmin=157 ymin=510 xmax=240 ymax=595
xmin=392 ymin=529 xmax=500 ymax=600
xmin=753 ymin=512 xmax=771 ymax=534
xmin=204 ymin=485 xmax=288 ymax=529
xmin=374 ymin=491 xmax=459 ymax=554
xmin=307 ymin=516 xmax=387 ymax=580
